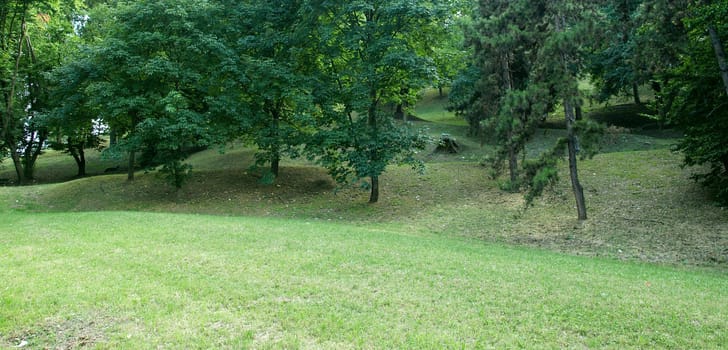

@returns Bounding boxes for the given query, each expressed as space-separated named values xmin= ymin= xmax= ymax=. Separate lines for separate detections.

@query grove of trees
xmin=1 ymin=0 xmax=726 ymax=214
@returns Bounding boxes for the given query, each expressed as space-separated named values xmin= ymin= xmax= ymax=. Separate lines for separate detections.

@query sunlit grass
xmin=1 ymin=211 xmax=726 ymax=348
xmin=413 ymin=88 xmax=468 ymax=126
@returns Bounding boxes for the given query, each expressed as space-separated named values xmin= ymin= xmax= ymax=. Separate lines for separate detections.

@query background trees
xmin=661 ymin=0 xmax=728 ymax=204
xmin=2 ymin=0 xmax=725 ymax=207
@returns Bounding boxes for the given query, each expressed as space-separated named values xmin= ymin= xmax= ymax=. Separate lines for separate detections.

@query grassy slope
xmin=1 ymin=90 xmax=727 ymax=348
xmin=1 ymin=212 xmax=726 ymax=349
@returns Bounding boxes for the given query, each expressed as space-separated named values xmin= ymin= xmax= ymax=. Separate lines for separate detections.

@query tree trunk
xmin=508 ymin=142 xmax=518 ymax=185
xmin=369 ymin=175 xmax=379 ymax=203
xmin=21 ymin=130 xmax=47 ymax=181
xmin=575 ymin=105 xmax=583 ymax=121
xmin=270 ymin=104 xmax=281 ymax=178
xmin=438 ymin=85 xmax=444 ymax=97
xmin=271 ymin=156 xmax=280 ymax=178
xmin=632 ymin=82 xmax=641 ymax=105
xmin=501 ymin=53 xmax=519 ymax=184
xmin=10 ymin=149 xmax=27 ymax=186
xmin=127 ymin=150 xmax=135 ymax=181
xmin=708 ymin=25 xmax=728 ymax=98
xmin=394 ymin=103 xmax=404 ymax=120
xmin=565 ymin=102 xmax=587 ymax=220
xmin=10 ymin=152 xmax=25 ymax=185
xmin=368 ymin=90 xmax=380 ymax=204
xmin=2 ymin=10 xmax=27 ymax=144
xmin=109 ymin=128 xmax=118 ymax=146
xmin=70 ymin=147 xmax=86 ymax=177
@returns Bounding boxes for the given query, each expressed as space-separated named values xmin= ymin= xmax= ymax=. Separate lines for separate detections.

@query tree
xmin=588 ymin=0 xmax=645 ymax=104
xmin=663 ymin=0 xmax=728 ymax=204
xmin=82 ymin=0 xmax=231 ymax=187
xmin=46 ymin=56 xmax=102 ymax=177
xmin=1 ymin=0 xmax=69 ymax=184
xmin=526 ymin=0 xmax=604 ymax=220
xmin=431 ymin=1 xmax=472 ymax=98
xmin=228 ymin=1 xmax=318 ymax=180
xmin=457 ymin=0 xmax=602 ymax=219
xmin=463 ymin=0 xmax=550 ymax=187
xmin=305 ymin=1 xmax=438 ymax=203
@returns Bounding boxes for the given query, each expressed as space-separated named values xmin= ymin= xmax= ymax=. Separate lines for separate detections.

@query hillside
xmin=1 ymin=96 xmax=725 ymax=268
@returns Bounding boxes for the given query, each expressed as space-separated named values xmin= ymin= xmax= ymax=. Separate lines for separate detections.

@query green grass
xmin=1 ymin=211 xmax=726 ymax=348
xmin=413 ymin=88 xmax=467 ymax=126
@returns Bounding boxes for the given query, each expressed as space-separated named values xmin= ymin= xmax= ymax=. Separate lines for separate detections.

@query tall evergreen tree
xmin=467 ymin=0 xmax=549 ymax=186
xmin=457 ymin=0 xmax=602 ymax=219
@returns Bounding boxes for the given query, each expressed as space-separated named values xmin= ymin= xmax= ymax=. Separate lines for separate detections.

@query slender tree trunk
xmin=271 ymin=112 xmax=280 ymax=178
xmin=632 ymin=82 xmax=641 ymax=105
xmin=368 ymin=91 xmax=380 ymax=204
xmin=109 ymin=128 xmax=118 ymax=146
xmin=3 ymin=8 xmax=28 ymax=184
xmin=554 ymin=8 xmax=587 ymax=220
xmin=565 ymin=101 xmax=587 ymax=220
xmin=127 ymin=150 xmax=135 ymax=181
xmin=3 ymin=10 xmax=26 ymax=142
xmin=708 ymin=25 xmax=728 ymax=97
xmin=501 ymin=53 xmax=519 ymax=183
xmin=271 ymin=156 xmax=280 ymax=178
xmin=508 ymin=142 xmax=518 ymax=185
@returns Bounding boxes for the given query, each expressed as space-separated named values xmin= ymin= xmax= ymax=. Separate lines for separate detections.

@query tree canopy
xmin=1 ymin=0 xmax=726 ymax=208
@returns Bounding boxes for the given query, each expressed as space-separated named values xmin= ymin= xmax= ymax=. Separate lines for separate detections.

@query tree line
xmin=1 ymin=0 xmax=726 ymax=217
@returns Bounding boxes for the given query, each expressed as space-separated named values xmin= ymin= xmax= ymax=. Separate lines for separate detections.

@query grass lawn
xmin=1 ymin=211 xmax=726 ymax=349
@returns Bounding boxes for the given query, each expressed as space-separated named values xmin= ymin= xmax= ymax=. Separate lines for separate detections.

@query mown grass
xmin=1 ymin=211 xmax=726 ymax=348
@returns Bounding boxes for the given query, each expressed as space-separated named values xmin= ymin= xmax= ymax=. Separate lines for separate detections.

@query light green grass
xmin=413 ymin=88 xmax=467 ymax=126
xmin=1 ymin=211 xmax=726 ymax=349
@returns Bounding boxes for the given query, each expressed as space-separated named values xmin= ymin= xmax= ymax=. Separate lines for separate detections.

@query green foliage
xmin=1 ymin=0 xmax=76 ymax=182
xmin=303 ymin=0 xmax=442 ymax=202
xmin=76 ymin=0 xmax=232 ymax=183
xmin=587 ymin=0 xmax=644 ymax=103
xmin=647 ymin=0 xmax=728 ymax=205
xmin=573 ymin=119 xmax=606 ymax=160
xmin=522 ymin=138 xmax=567 ymax=206
xmin=158 ymin=160 xmax=192 ymax=189
xmin=227 ymin=0 xmax=320 ymax=178
xmin=448 ymin=64 xmax=486 ymax=135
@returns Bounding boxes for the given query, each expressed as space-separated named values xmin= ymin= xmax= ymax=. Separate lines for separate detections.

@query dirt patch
xmin=3 ymin=312 xmax=123 ymax=349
